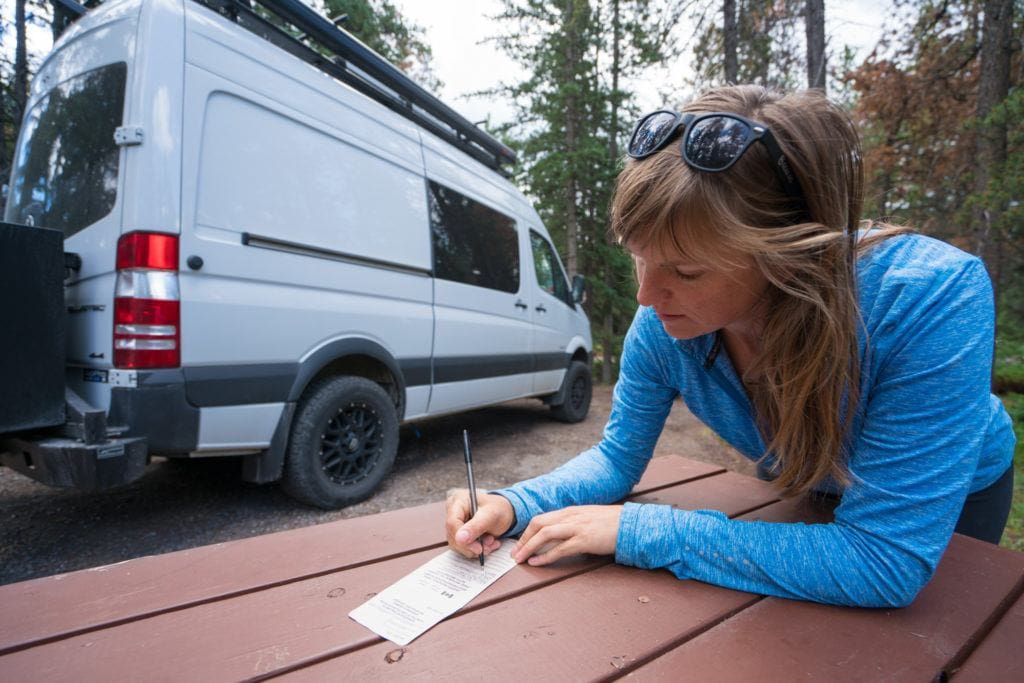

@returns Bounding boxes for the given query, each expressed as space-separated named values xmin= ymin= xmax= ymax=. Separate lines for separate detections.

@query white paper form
xmin=348 ymin=543 xmax=518 ymax=646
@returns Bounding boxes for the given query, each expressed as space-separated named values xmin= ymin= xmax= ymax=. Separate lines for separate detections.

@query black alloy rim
xmin=319 ymin=403 xmax=383 ymax=485
xmin=570 ymin=375 xmax=588 ymax=410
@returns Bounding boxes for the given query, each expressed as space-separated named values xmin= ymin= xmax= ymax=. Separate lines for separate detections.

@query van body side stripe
xmin=178 ymin=353 xmax=574 ymax=407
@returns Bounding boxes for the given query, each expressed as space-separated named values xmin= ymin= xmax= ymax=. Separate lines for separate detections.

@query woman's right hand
xmin=445 ymin=489 xmax=516 ymax=559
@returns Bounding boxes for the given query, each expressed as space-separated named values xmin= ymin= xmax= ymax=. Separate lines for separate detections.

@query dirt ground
xmin=0 ymin=385 xmax=753 ymax=585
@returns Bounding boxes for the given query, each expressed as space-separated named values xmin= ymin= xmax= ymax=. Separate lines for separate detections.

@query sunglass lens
xmin=684 ymin=116 xmax=752 ymax=170
xmin=630 ymin=111 xmax=681 ymax=157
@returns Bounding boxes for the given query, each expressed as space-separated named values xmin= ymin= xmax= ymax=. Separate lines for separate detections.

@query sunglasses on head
xmin=627 ymin=109 xmax=805 ymax=208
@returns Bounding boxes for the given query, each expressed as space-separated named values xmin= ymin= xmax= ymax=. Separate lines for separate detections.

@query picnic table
xmin=0 ymin=455 xmax=1021 ymax=681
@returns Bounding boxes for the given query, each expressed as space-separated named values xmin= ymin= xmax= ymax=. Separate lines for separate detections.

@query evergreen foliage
xmin=320 ymin=0 xmax=441 ymax=90
xmin=487 ymin=0 xmax=683 ymax=382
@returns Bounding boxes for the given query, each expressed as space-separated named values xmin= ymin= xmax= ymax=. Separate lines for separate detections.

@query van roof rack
xmin=58 ymin=0 xmax=518 ymax=173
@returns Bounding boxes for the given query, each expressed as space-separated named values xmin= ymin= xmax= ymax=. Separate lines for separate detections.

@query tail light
xmin=113 ymin=232 xmax=180 ymax=368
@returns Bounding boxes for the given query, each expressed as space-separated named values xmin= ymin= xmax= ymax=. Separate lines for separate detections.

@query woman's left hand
xmin=510 ymin=505 xmax=622 ymax=566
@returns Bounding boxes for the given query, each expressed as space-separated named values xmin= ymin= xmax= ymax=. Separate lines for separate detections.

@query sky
xmin=391 ymin=0 xmax=896 ymax=126
xmin=5 ymin=0 xmax=895 ymax=125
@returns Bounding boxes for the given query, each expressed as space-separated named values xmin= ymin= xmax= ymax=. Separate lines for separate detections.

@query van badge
xmin=83 ymin=369 xmax=108 ymax=383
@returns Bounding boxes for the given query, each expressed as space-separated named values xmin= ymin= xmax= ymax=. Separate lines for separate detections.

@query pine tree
xmin=320 ymin=0 xmax=441 ymax=91
xmin=489 ymin=0 xmax=683 ymax=383
xmin=690 ymin=0 xmax=804 ymax=90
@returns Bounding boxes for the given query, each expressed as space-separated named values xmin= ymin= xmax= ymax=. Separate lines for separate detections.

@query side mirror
xmin=571 ymin=274 xmax=586 ymax=305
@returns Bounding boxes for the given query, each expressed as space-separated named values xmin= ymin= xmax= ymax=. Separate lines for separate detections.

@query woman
xmin=444 ymin=85 xmax=1016 ymax=608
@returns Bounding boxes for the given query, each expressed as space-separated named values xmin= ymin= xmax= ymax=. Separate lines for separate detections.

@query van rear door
xmin=3 ymin=2 xmax=142 ymax=412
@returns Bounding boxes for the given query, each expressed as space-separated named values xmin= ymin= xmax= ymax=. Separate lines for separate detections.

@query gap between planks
xmin=251 ymin=475 xmax=783 ymax=682
xmin=0 ymin=459 xmax=728 ymax=657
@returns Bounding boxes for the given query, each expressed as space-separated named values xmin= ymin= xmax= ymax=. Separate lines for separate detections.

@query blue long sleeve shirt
xmin=494 ymin=234 xmax=1015 ymax=608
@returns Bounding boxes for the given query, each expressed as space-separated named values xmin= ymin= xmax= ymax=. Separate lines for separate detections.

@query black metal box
xmin=0 ymin=221 xmax=66 ymax=433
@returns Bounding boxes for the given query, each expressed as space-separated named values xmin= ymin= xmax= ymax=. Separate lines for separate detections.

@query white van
xmin=1 ymin=0 xmax=592 ymax=508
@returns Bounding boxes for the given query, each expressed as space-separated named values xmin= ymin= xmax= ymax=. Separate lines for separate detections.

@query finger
xmin=444 ymin=491 xmax=472 ymax=540
xmin=515 ymin=509 xmax=562 ymax=550
xmin=454 ymin=506 xmax=504 ymax=554
xmin=526 ymin=539 xmax=574 ymax=566
xmin=445 ymin=492 xmax=483 ymax=559
xmin=482 ymin=534 xmax=502 ymax=554
xmin=514 ymin=523 xmax=572 ymax=563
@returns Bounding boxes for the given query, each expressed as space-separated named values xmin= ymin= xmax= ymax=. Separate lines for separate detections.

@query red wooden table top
xmin=0 ymin=455 xmax=1020 ymax=682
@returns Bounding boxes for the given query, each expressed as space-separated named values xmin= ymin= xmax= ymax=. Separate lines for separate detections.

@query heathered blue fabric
xmin=494 ymin=234 xmax=1015 ymax=607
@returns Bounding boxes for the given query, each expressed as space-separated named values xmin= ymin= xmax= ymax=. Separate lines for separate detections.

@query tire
xmin=550 ymin=360 xmax=592 ymax=423
xmin=282 ymin=375 xmax=399 ymax=509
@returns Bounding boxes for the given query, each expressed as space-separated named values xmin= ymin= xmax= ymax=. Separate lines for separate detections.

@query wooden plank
xmin=628 ymin=535 xmax=1024 ymax=682
xmin=633 ymin=470 xmax=780 ymax=515
xmin=0 ymin=500 xmax=446 ymax=655
xmin=0 ymin=463 xmax=755 ymax=681
xmin=275 ymin=563 xmax=760 ymax=681
xmin=631 ymin=456 xmax=724 ymax=495
xmin=950 ymin=589 xmax=1024 ymax=681
xmin=0 ymin=456 xmax=721 ymax=655
xmin=0 ymin=547 xmax=596 ymax=681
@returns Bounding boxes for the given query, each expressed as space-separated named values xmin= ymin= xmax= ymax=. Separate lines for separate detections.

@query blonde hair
xmin=611 ymin=85 xmax=905 ymax=496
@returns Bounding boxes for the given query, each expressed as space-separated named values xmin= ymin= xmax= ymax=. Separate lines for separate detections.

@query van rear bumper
xmin=0 ymin=434 xmax=148 ymax=491
xmin=108 ymin=369 xmax=201 ymax=454
xmin=0 ymin=372 xmax=200 ymax=490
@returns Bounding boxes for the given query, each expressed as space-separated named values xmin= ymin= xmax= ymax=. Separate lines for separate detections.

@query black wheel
xmin=282 ymin=376 xmax=399 ymax=509
xmin=550 ymin=360 xmax=592 ymax=423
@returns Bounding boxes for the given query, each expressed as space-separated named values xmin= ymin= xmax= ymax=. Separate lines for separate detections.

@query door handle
xmin=535 ymin=304 xmax=547 ymax=313
xmin=515 ymin=299 xmax=528 ymax=310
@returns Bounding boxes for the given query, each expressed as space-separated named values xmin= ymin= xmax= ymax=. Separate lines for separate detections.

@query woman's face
xmin=627 ymin=238 xmax=770 ymax=340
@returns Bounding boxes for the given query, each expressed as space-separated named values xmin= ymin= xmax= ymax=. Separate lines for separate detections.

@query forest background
xmin=1 ymin=0 xmax=1022 ymax=548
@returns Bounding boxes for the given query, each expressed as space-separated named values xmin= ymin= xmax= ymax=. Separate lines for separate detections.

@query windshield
xmin=4 ymin=62 xmax=127 ymax=238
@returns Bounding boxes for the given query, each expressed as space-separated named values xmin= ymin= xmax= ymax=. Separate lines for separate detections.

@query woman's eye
xmin=673 ymin=269 xmax=703 ymax=281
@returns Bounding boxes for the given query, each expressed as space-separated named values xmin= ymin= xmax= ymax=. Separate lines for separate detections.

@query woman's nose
xmin=635 ymin=268 xmax=665 ymax=306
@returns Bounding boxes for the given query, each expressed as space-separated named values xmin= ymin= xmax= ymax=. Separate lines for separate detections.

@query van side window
xmin=529 ymin=230 xmax=572 ymax=307
xmin=428 ymin=181 xmax=520 ymax=293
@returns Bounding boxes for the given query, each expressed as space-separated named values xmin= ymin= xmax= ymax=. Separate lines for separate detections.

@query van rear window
xmin=4 ymin=62 xmax=127 ymax=238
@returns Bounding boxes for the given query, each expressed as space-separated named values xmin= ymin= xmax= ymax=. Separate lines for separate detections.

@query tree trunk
xmin=805 ymin=0 xmax=826 ymax=91
xmin=562 ymin=0 xmax=580 ymax=277
xmin=723 ymin=0 xmax=737 ymax=83
xmin=14 ymin=0 xmax=29 ymax=125
xmin=603 ymin=0 xmax=622 ymax=385
xmin=0 ymin=84 xmax=7 ymax=196
xmin=972 ymin=0 xmax=1013 ymax=266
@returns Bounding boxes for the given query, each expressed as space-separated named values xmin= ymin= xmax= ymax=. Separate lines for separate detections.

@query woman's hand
xmin=445 ymin=489 xmax=516 ymax=559
xmin=511 ymin=505 xmax=622 ymax=566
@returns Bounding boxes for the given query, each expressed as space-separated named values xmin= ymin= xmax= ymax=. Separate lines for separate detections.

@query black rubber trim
xmin=535 ymin=352 xmax=572 ymax=372
xmin=288 ymin=338 xmax=412 ymax=405
xmin=184 ymin=363 xmax=297 ymax=407
xmin=399 ymin=357 xmax=432 ymax=387
xmin=432 ymin=352 xmax=570 ymax=383
xmin=242 ymin=232 xmax=432 ymax=277
xmin=241 ymin=402 xmax=296 ymax=484
xmin=107 ymin=370 xmax=200 ymax=454
xmin=174 ymin=349 xmax=573 ymax=408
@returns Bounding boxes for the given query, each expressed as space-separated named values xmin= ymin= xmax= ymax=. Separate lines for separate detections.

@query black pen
xmin=462 ymin=429 xmax=485 ymax=566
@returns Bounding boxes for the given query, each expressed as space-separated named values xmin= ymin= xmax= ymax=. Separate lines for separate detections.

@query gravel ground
xmin=0 ymin=385 xmax=752 ymax=585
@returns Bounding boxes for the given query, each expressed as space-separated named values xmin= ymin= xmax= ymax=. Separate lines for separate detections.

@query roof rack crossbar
xmin=199 ymin=0 xmax=517 ymax=171
xmin=56 ymin=0 xmax=516 ymax=171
